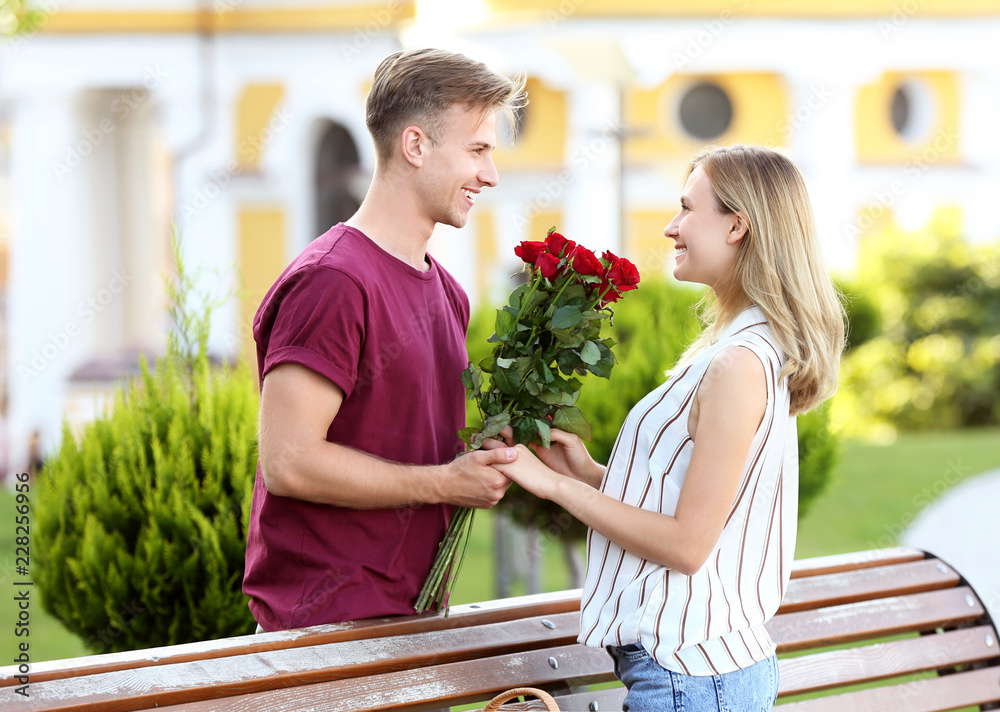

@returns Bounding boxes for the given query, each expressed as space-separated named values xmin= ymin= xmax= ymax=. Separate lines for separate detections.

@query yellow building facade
xmin=3 ymin=0 xmax=999 ymax=464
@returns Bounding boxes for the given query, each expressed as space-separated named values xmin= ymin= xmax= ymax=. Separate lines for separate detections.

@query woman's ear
xmin=400 ymin=125 xmax=426 ymax=167
xmin=727 ymin=213 xmax=749 ymax=245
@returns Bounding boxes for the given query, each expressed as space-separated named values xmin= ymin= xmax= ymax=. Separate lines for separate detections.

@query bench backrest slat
xmin=777 ymin=624 xmax=998 ymax=696
xmin=779 ymin=665 xmax=1000 ymax=712
xmin=777 ymin=558 xmax=959 ymax=612
xmin=771 ymin=586 xmax=985 ymax=652
xmin=789 ymin=547 xmax=925 ymax=578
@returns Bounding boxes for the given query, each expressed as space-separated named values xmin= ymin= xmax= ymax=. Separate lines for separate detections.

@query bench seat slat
xmin=770 ymin=587 xmax=985 ymax=652
xmin=12 ymin=612 xmax=582 ymax=712
xmin=138 ymin=644 xmax=615 ymax=712
xmin=777 ymin=625 xmax=999 ymax=696
xmin=777 ymin=559 xmax=960 ymax=613
xmin=780 ymin=665 xmax=1000 ymax=712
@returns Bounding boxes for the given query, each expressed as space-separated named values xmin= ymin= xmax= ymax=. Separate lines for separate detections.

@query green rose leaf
xmin=508 ymin=283 xmax=529 ymax=310
xmin=493 ymin=364 xmax=521 ymax=395
xmin=534 ymin=418 xmax=552 ymax=448
xmin=557 ymin=349 xmax=584 ymax=376
xmin=550 ymin=305 xmax=584 ymax=329
xmin=480 ymin=411 xmax=511 ymax=440
xmin=579 ymin=340 xmax=600 ymax=365
xmin=512 ymin=415 xmax=537 ymax=445
xmin=552 ymin=406 xmax=592 ymax=441
xmin=495 ymin=308 xmax=518 ymax=342
xmin=551 ymin=328 xmax=584 ymax=347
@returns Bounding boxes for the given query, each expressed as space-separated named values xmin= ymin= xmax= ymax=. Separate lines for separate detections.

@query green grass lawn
xmin=2 ymin=426 xmax=999 ymax=667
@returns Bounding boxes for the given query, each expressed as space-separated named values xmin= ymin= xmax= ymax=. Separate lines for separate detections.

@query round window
xmin=677 ymin=81 xmax=733 ymax=141
xmin=889 ymin=79 xmax=934 ymax=143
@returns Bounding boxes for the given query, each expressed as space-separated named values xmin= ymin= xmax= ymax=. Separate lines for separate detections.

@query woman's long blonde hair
xmin=675 ymin=144 xmax=845 ymax=415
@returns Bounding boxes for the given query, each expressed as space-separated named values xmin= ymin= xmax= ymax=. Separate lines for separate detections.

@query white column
xmin=784 ymin=73 xmax=861 ymax=275
xmin=562 ymin=80 xmax=622 ymax=256
xmin=7 ymin=89 xmax=96 ymax=468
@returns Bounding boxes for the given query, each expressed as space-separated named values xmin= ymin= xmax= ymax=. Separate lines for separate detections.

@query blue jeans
xmin=607 ymin=643 xmax=778 ymax=711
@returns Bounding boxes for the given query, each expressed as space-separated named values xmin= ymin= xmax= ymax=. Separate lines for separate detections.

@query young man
xmin=242 ymin=48 xmax=527 ymax=631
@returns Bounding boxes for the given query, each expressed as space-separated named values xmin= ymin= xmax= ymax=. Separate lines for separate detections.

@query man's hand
xmin=483 ymin=426 xmax=605 ymax=490
xmin=433 ymin=448 xmax=517 ymax=508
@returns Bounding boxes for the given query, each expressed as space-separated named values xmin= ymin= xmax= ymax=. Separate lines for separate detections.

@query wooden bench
xmin=2 ymin=547 xmax=998 ymax=711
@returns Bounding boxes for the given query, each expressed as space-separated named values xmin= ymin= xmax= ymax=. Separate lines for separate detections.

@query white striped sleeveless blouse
xmin=578 ymin=306 xmax=798 ymax=676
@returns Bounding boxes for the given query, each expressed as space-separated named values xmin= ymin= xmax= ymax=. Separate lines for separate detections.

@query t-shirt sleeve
xmin=259 ymin=266 xmax=364 ymax=399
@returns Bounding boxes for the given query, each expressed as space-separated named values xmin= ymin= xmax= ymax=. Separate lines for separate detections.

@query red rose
xmin=607 ymin=257 xmax=641 ymax=293
xmin=545 ymin=231 xmax=576 ymax=258
xmin=571 ymin=246 xmax=603 ymax=276
xmin=514 ymin=240 xmax=547 ymax=265
xmin=597 ymin=277 xmax=622 ymax=307
xmin=537 ymin=252 xmax=561 ymax=279
xmin=601 ymin=249 xmax=620 ymax=264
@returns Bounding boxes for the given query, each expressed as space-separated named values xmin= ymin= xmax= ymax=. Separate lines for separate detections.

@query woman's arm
xmin=495 ymin=346 xmax=766 ymax=575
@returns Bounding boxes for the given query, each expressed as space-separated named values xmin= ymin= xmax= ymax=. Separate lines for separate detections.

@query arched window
xmin=314 ymin=120 xmax=362 ymax=235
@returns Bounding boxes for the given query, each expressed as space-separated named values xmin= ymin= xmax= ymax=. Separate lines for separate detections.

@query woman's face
xmin=663 ymin=166 xmax=745 ymax=293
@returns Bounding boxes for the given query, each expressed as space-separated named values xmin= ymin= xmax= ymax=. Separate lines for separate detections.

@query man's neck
xmin=346 ymin=177 xmax=434 ymax=272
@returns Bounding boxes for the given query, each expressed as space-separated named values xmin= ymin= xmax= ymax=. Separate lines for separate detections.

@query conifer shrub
xmin=34 ymin=237 xmax=258 ymax=652
xmin=470 ymin=277 xmax=840 ymax=540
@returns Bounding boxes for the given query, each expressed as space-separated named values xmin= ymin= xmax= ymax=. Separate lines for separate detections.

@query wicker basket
xmin=482 ymin=686 xmax=561 ymax=711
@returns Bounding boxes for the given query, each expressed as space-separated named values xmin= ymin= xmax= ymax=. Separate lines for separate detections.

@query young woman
xmin=488 ymin=145 xmax=845 ymax=711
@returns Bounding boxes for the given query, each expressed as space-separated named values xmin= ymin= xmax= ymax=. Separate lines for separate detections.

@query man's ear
xmin=727 ymin=213 xmax=749 ymax=245
xmin=400 ymin=125 xmax=426 ymax=168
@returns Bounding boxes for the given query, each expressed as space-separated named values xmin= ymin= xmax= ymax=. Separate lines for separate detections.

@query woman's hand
xmin=482 ymin=426 xmax=605 ymax=489
xmin=488 ymin=444 xmax=564 ymax=502
xmin=533 ymin=429 xmax=605 ymax=489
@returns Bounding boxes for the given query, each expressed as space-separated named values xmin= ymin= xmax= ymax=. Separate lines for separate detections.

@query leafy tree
xmin=832 ymin=209 xmax=1000 ymax=439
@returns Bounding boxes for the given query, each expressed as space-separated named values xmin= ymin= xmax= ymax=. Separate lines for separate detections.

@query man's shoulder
xmin=293 ymin=224 xmax=371 ymax=274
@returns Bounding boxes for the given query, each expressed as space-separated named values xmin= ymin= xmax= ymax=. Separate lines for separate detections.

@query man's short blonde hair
xmin=366 ymin=47 xmax=527 ymax=164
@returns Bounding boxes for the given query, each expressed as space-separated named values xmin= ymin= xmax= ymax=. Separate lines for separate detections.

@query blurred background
xmin=1 ymin=0 xmax=999 ymax=662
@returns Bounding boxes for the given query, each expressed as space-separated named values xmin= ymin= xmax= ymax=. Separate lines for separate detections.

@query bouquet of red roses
xmin=415 ymin=227 xmax=640 ymax=614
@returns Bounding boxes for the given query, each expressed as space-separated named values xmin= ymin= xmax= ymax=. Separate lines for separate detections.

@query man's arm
xmin=258 ymin=363 xmax=515 ymax=508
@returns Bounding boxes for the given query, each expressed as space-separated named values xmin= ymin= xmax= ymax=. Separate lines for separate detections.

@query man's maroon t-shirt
xmin=243 ymin=224 xmax=469 ymax=630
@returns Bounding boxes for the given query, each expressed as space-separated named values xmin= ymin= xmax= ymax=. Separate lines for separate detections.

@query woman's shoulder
xmin=718 ymin=307 xmax=784 ymax=362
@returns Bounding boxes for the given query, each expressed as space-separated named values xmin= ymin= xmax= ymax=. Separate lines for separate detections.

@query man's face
xmin=417 ymin=103 xmax=499 ymax=229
